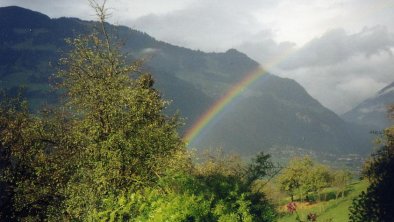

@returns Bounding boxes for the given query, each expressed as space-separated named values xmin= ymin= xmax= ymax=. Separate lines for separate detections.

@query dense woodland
xmin=1 ymin=2 xmax=393 ymax=222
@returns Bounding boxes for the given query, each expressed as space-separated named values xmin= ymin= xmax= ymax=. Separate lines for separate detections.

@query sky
xmin=1 ymin=0 xmax=394 ymax=114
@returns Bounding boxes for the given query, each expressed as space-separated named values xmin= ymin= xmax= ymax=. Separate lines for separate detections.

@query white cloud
xmin=130 ymin=0 xmax=268 ymax=51
xmin=275 ymin=52 xmax=394 ymax=113
xmin=237 ymin=25 xmax=394 ymax=113
xmin=280 ymin=26 xmax=394 ymax=69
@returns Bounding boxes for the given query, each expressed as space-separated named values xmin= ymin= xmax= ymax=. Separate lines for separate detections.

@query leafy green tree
xmin=90 ymin=150 xmax=277 ymax=222
xmin=0 ymin=93 xmax=75 ymax=220
xmin=195 ymin=151 xmax=277 ymax=221
xmin=307 ymin=164 xmax=332 ymax=201
xmin=349 ymin=117 xmax=394 ymax=222
xmin=278 ymin=156 xmax=313 ymax=201
xmin=1 ymin=1 xmax=185 ymax=220
xmin=0 ymin=94 xmax=33 ymax=220
xmin=332 ymin=169 xmax=352 ymax=199
xmin=53 ymin=2 xmax=185 ymax=219
xmin=278 ymin=156 xmax=333 ymax=202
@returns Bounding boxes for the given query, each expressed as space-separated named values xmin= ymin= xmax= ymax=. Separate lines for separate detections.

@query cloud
xmin=237 ymin=26 xmax=394 ymax=114
xmin=280 ymin=26 xmax=394 ymax=69
xmin=0 ymin=0 xmax=194 ymax=23
xmin=130 ymin=0 xmax=270 ymax=51
xmin=236 ymin=32 xmax=296 ymax=65
xmin=276 ymin=48 xmax=394 ymax=114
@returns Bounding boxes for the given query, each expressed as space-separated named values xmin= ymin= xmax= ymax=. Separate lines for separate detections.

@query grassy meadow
xmin=277 ymin=180 xmax=368 ymax=222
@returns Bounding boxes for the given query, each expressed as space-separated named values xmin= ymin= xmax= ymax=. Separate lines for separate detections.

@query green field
xmin=278 ymin=180 xmax=368 ymax=222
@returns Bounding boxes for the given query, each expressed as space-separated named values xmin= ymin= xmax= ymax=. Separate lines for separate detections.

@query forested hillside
xmin=0 ymin=6 xmax=372 ymax=157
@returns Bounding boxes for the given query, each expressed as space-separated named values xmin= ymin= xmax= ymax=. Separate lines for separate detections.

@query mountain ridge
xmin=342 ymin=81 xmax=394 ymax=130
xmin=0 ymin=6 xmax=372 ymax=156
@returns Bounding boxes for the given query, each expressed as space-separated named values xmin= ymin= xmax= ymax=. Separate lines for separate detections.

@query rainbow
xmin=183 ymin=48 xmax=295 ymax=145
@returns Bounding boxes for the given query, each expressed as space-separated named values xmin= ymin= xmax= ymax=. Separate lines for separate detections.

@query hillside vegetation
xmin=0 ymin=6 xmax=372 ymax=157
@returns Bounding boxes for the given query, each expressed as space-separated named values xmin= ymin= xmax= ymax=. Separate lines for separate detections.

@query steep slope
xmin=342 ymin=81 xmax=394 ymax=130
xmin=0 ymin=6 xmax=211 ymax=123
xmin=0 ymin=6 xmax=371 ymax=156
xmin=194 ymin=75 xmax=369 ymax=155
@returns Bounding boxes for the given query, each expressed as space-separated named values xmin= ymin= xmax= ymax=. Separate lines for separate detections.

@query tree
xmin=1 ymin=1 xmax=185 ymax=220
xmin=88 ymin=150 xmax=277 ymax=222
xmin=247 ymin=152 xmax=275 ymax=184
xmin=332 ymin=169 xmax=352 ymax=199
xmin=307 ymin=164 xmax=332 ymax=201
xmin=278 ymin=156 xmax=333 ymax=202
xmin=278 ymin=156 xmax=313 ymax=202
xmin=0 ymin=93 xmax=34 ymax=220
xmin=54 ymin=1 xmax=185 ymax=219
xmin=349 ymin=111 xmax=394 ymax=221
xmin=0 ymin=93 xmax=72 ymax=221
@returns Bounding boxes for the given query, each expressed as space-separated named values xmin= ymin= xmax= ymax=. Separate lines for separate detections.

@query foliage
xmin=278 ymin=156 xmax=344 ymax=202
xmin=0 ymin=1 xmax=185 ymax=220
xmin=0 ymin=93 xmax=72 ymax=220
xmin=90 ymin=151 xmax=277 ymax=222
xmin=307 ymin=164 xmax=333 ymax=201
xmin=247 ymin=152 xmax=275 ymax=184
xmin=332 ymin=170 xmax=352 ymax=199
xmin=278 ymin=156 xmax=314 ymax=201
xmin=349 ymin=119 xmax=394 ymax=221
xmin=54 ymin=2 xmax=184 ymax=219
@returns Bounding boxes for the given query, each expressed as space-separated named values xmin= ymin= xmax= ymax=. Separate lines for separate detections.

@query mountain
xmin=342 ymin=82 xmax=394 ymax=130
xmin=194 ymin=75 xmax=370 ymax=155
xmin=0 ymin=6 xmax=372 ymax=157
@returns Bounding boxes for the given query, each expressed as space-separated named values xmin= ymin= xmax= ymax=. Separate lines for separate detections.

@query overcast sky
xmin=1 ymin=0 xmax=394 ymax=113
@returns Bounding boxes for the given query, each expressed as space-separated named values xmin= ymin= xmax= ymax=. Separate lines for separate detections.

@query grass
xmin=277 ymin=180 xmax=368 ymax=222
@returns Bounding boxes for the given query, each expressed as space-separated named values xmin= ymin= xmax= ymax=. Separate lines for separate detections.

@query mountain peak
xmin=0 ymin=6 xmax=50 ymax=28
xmin=0 ymin=6 xmax=49 ymax=17
xmin=226 ymin=48 xmax=241 ymax=53
xmin=225 ymin=48 xmax=247 ymax=56
xmin=342 ymin=81 xmax=394 ymax=130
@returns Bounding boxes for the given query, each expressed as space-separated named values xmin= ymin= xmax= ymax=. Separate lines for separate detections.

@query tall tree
xmin=349 ymin=107 xmax=394 ymax=221
xmin=56 ymin=1 xmax=184 ymax=219
xmin=1 ymin=1 xmax=185 ymax=220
